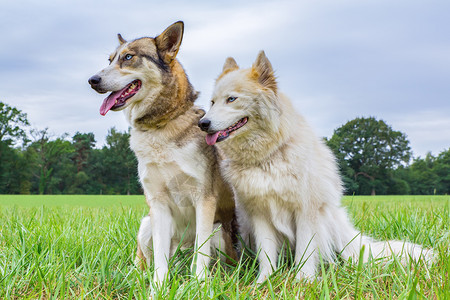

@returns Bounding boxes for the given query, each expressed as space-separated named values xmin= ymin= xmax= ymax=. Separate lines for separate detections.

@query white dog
xmin=198 ymin=51 xmax=433 ymax=282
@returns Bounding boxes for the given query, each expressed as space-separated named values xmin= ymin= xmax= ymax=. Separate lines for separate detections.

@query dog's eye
xmin=226 ymin=96 xmax=237 ymax=103
xmin=124 ymin=54 xmax=133 ymax=60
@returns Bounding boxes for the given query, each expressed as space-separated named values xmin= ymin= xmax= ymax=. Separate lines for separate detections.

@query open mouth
xmin=99 ymin=80 xmax=141 ymax=116
xmin=205 ymin=117 xmax=248 ymax=146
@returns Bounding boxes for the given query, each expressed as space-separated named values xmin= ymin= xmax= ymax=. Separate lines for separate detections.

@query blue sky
xmin=0 ymin=0 xmax=449 ymax=158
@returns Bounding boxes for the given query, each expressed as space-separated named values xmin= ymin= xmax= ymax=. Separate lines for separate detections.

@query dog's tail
xmin=327 ymin=206 xmax=434 ymax=265
xmin=341 ymin=233 xmax=434 ymax=265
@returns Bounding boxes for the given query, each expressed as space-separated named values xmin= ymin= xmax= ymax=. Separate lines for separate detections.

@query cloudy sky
xmin=1 ymin=0 xmax=449 ymax=158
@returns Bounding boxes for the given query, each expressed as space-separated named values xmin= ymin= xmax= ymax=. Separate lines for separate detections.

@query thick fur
xmin=89 ymin=21 xmax=236 ymax=284
xmin=200 ymin=51 xmax=433 ymax=282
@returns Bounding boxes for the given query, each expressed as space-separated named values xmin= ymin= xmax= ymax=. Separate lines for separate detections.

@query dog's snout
xmin=198 ymin=118 xmax=211 ymax=131
xmin=88 ymin=75 xmax=102 ymax=86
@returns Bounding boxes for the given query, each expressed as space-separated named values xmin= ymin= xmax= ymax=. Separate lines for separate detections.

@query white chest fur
xmin=130 ymin=129 xmax=207 ymax=220
xmin=221 ymin=159 xmax=303 ymax=244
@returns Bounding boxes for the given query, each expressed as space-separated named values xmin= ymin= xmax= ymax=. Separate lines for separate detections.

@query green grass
xmin=0 ymin=195 xmax=449 ymax=299
xmin=0 ymin=195 xmax=145 ymax=207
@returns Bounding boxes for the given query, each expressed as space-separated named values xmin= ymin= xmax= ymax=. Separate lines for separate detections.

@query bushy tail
xmin=365 ymin=238 xmax=433 ymax=263
xmin=329 ymin=208 xmax=434 ymax=265
xmin=342 ymin=234 xmax=434 ymax=265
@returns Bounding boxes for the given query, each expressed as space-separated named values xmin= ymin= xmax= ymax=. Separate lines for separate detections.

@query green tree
xmin=81 ymin=148 xmax=107 ymax=194
xmin=433 ymin=149 xmax=450 ymax=194
xmin=327 ymin=117 xmax=412 ymax=195
xmin=402 ymin=150 xmax=450 ymax=195
xmin=72 ymin=132 xmax=96 ymax=172
xmin=0 ymin=102 xmax=31 ymax=193
xmin=27 ymin=129 xmax=74 ymax=194
xmin=65 ymin=132 xmax=97 ymax=194
xmin=0 ymin=101 xmax=30 ymax=145
xmin=100 ymin=128 xmax=140 ymax=195
xmin=406 ymin=154 xmax=438 ymax=195
xmin=0 ymin=143 xmax=24 ymax=193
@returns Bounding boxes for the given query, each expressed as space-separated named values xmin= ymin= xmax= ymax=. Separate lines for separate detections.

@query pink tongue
xmin=205 ymin=132 xmax=220 ymax=146
xmin=100 ymin=82 xmax=134 ymax=116
xmin=99 ymin=91 xmax=122 ymax=116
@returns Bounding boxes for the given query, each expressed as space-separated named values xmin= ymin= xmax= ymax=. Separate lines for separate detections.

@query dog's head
xmin=199 ymin=51 xmax=280 ymax=146
xmin=88 ymin=21 xmax=184 ymax=116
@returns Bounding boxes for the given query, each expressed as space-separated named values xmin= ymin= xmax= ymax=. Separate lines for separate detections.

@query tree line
xmin=0 ymin=102 xmax=448 ymax=195
xmin=0 ymin=102 xmax=140 ymax=195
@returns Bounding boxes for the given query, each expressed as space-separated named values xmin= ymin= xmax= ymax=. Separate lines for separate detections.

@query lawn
xmin=0 ymin=195 xmax=448 ymax=299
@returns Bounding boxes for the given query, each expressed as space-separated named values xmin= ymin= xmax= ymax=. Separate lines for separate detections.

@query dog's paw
xmin=152 ymin=268 xmax=167 ymax=289
xmin=134 ymin=255 xmax=147 ymax=270
xmin=191 ymin=258 xmax=209 ymax=281
xmin=194 ymin=266 xmax=208 ymax=282
xmin=148 ymin=284 xmax=156 ymax=300
xmin=255 ymin=267 xmax=273 ymax=285
xmin=295 ymin=270 xmax=317 ymax=283
xmin=256 ymin=272 xmax=270 ymax=285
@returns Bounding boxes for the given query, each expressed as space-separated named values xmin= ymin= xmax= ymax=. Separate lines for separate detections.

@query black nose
xmin=198 ymin=118 xmax=211 ymax=131
xmin=88 ymin=75 xmax=101 ymax=86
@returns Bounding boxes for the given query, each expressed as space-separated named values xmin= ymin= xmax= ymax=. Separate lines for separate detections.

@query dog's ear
xmin=216 ymin=57 xmax=239 ymax=81
xmin=117 ymin=34 xmax=127 ymax=45
xmin=222 ymin=57 xmax=239 ymax=73
xmin=155 ymin=21 xmax=184 ymax=64
xmin=252 ymin=50 xmax=277 ymax=93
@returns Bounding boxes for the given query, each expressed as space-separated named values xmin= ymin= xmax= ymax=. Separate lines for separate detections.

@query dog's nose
xmin=88 ymin=75 xmax=102 ymax=86
xmin=198 ymin=118 xmax=211 ymax=131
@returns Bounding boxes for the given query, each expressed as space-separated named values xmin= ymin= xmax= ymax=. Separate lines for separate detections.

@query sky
xmin=0 ymin=0 xmax=449 ymax=158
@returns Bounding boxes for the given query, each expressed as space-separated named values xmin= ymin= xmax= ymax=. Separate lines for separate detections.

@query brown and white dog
xmin=88 ymin=21 xmax=236 ymax=285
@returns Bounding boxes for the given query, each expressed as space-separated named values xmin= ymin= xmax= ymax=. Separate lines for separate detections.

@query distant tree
xmin=409 ymin=153 xmax=439 ymax=194
xmin=66 ymin=132 xmax=98 ymax=194
xmin=0 ymin=102 xmax=31 ymax=193
xmin=0 ymin=101 xmax=30 ymax=146
xmin=82 ymin=148 xmax=107 ymax=194
xmin=434 ymin=149 xmax=450 ymax=194
xmin=100 ymin=128 xmax=140 ymax=195
xmin=27 ymin=129 xmax=74 ymax=194
xmin=327 ymin=117 xmax=412 ymax=195
xmin=386 ymin=167 xmax=411 ymax=195
xmin=72 ymin=132 xmax=96 ymax=172
xmin=0 ymin=143 xmax=23 ymax=193
xmin=401 ymin=150 xmax=450 ymax=195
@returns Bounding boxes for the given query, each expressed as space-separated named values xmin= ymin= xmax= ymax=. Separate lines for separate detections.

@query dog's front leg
xmin=135 ymin=215 xmax=153 ymax=269
xmin=294 ymin=214 xmax=318 ymax=280
xmin=192 ymin=196 xmax=216 ymax=280
xmin=236 ymin=201 xmax=253 ymax=246
xmin=150 ymin=199 xmax=173 ymax=285
xmin=251 ymin=215 xmax=279 ymax=283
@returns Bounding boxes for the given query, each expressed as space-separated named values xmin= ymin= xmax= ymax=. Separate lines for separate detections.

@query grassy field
xmin=0 ymin=195 xmax=448 ymax=299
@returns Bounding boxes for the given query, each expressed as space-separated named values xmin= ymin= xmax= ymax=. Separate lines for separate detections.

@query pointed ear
xmin=117 ymin=34 xmax=126 ymax=45
xmin=252 ymin=50 xmax=277 ymax=92
xmin=155 ymin=21 xmax=184 ymax=64
xmin=222 ymin=57 xmax=239 ymax=73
